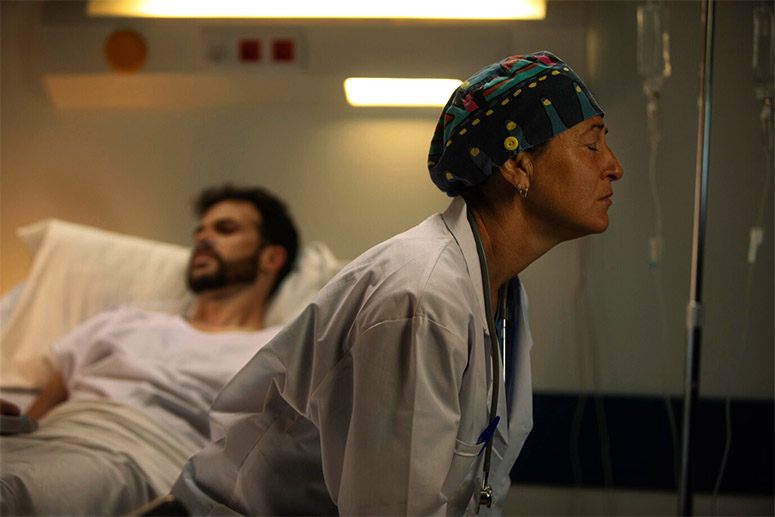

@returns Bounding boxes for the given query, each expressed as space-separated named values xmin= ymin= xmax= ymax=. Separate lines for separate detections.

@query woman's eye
xmin=586 ymin=144 xmax=599 ymax=152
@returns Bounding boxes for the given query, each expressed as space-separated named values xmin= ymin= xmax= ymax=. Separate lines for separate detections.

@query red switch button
xmin=239 ymin=39 xmax=261 ymax=62
xmin=272 ymin=39 xmax=295 ymax=62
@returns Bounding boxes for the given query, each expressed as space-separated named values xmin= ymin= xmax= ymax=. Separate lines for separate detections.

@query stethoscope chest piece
xmin=476 ymin=482 xmax=493 ymax=514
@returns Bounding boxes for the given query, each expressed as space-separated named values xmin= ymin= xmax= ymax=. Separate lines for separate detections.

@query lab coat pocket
xmin=440 ymin=438 xmax=482 ymax=506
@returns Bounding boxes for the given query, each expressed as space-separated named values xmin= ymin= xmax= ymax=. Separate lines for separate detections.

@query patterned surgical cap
xmin=428 ymin=51 xmax=603 ymax=196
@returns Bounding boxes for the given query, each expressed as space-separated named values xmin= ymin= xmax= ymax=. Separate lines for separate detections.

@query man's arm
xmin=24 ymin=369 xmax=68 ymax=420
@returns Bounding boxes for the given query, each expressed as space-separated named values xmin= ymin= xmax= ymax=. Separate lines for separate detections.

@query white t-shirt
xmin=52 ymin=306 xmax=279 ymax=447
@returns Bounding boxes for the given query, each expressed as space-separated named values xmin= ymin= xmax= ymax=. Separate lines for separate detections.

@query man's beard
xmin=186 ymin=243 xmax=260 ymax=294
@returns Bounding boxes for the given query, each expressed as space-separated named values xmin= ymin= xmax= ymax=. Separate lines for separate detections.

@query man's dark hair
xmin=194 ymin=184 xmax=299 ymax=297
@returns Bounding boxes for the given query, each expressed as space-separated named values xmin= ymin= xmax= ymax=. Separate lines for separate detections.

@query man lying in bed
xmin=0 ymin=184 xmax=298 ymax=516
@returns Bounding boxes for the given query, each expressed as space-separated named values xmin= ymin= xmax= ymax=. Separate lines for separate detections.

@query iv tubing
xmin=711 ymin=99 xmax=773 ymax=513
xmin=647 ymin=94 xmax=665 ymax=261
xmin=568 ymin=241 xmax=616 ymax=516
xmin=638 ymin=0 xmax=680 ymax=488
xmin=645 ymin=88 xmax=681 ymax=488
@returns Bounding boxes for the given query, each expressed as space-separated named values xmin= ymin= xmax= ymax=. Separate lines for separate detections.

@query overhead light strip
xmin=87 ymin=0 xmax=546 ymax=20
xmin=344 ymin=78 xmax=461 ymax=107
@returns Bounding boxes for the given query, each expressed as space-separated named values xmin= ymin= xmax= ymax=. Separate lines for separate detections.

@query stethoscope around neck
xmin=466 ymin=208 xmax=507 ymax=514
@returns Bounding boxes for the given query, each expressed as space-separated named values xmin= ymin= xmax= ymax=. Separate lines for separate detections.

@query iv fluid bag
xmin=753 ymin=5 xmax=774 ymax=101
xmin=637 ymin=2 xmax=671 ymax=95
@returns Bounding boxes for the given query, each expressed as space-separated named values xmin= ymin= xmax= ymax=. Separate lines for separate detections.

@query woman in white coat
xmin=170 ymin=50 xmax=623 ymax=516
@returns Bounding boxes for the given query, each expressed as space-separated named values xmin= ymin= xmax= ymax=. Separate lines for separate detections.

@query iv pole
xmin=678 ymin=0 xmax=715 ymax=515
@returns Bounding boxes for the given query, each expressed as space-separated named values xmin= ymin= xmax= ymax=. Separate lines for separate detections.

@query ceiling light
xmin=87 ymin=0 xmax=546 ymax=20
xmin=344 ymin=78 xmax=461 ymax=107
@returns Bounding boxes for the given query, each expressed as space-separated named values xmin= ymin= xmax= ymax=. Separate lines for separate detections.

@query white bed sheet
xmin=1 ymin=399 xmax=199 ymax=516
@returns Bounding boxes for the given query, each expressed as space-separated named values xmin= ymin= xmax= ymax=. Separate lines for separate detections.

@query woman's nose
xmin=605 ymin=148 xmax=624 ymax=181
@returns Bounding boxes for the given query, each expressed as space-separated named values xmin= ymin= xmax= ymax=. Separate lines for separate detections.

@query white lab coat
xmin=172 ymin=197 xmax=534 ymax=516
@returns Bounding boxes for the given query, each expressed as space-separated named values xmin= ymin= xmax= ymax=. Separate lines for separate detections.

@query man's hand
xmin=25 ymin=369 xmax=68 ymax=420
xmin=0 ymin=399 xmax=38 ymax=435
xmin=0 ymin=399 xmax=21 ymax=416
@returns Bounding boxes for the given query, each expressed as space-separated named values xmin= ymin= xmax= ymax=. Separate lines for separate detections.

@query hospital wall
xmin=1 ymin=1 xmax=772 ymax=514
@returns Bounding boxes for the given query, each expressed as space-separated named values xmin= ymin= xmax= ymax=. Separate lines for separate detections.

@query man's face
xmin=524 ymin=115 xmax=624 ymax=240
xmin=186 ymin=200 xmax=263 ymax=293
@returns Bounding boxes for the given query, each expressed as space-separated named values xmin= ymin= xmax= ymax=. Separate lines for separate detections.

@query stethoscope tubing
xmin=467 ymin=207 xmax=502 ymax=513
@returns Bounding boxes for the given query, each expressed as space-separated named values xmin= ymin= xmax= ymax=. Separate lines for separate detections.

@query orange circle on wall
xmin=104 ymin=29 xmax=147 ymax=73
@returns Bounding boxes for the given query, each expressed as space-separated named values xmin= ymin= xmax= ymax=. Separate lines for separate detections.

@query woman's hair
xmin=194 ymin=184 xmax=299 ymax=296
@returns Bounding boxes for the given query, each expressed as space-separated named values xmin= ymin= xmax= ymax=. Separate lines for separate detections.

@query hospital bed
xmin=0 ymin=218 xmax=347 ymax=512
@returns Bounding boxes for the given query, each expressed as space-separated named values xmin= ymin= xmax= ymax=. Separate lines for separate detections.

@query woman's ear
xmin=499 ymin=152 xmax=532 ymax=191
xmin=259 ymin=245 xmax=288 ymax=275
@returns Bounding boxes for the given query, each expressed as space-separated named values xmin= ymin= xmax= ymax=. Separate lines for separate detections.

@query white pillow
xmin=0 ymin=219 xmax=346 ymax=389
xmin=264 ymin=241 xmax=345 ymax=328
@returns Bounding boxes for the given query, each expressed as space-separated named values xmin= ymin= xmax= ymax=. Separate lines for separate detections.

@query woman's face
xmin=525 ymin=115 xmax=623 ymax=241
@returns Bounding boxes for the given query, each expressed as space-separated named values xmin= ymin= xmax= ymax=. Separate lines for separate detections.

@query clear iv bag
xmin=753 ymin=4 xmax=774 ymax=102
xmin=637 ymin=1 xmax=672 ymax=96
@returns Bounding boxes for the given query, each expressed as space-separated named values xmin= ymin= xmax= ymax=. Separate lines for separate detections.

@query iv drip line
xmin=637 ymin=0 xmax=680 ymax=489
xmin=711 ymin=111 xmax=772 ymax=515
xmin=711 ymin=4 xmax=773 ymax=511
xmin=645 ymin=88 xmax=681 ymax=489
xmin=568 ymin=240 xmax=616 ymax=516
xmin=647 ymin=99 xmax=664 ymax=269
xmin=637 ymin=0 xmax=671 ymax=268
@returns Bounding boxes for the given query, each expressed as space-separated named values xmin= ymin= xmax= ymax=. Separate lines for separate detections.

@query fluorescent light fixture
xmin=344 ymin=78 xmax=461 ymax=107
xmin=87 ymin=0 xmax=546 ymax=20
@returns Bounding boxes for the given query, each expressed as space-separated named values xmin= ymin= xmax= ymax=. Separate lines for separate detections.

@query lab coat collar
xmin=440 ymin=196 xmax=488 ymax=331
